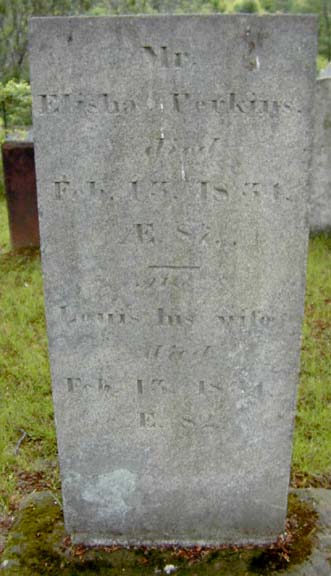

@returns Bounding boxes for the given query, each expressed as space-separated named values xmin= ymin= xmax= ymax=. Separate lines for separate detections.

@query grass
xmin=292 ymin=234 xmax=331 ymax=483
xmin=0 ymin=197 xmax=58 ymax=516
xmin=0 ymin=195 xmax=330 ymax=519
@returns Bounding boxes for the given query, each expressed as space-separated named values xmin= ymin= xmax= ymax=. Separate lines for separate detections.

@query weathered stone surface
xmin=310 ymin=64 xmax=331 ymax=232
xmin=2 ymin=142 xmax=40 ymax=249
xmin=29 ymin=15 xmax=317 ymax=545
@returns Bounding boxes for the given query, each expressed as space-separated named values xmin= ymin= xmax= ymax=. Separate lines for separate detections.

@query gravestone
xmin=310 ymin=64 xmax=331 ymax=232
xmin=29 ymin=15 xmax=317 ymax=546
xmin=2 ymin=141 xmax=40 ymax=249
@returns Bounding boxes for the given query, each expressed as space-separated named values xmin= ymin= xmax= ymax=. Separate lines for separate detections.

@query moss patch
xmin=248 ymin=494 xmax=318 ymax=573
xmin=2 ymin=493 xmax=65 ymax=575
xmin=1 ymin=492 xmax=319 ymax=576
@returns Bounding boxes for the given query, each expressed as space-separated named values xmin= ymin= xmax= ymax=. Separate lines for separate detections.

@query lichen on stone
xmin=0 ymin=490 xmax=323 ymax=576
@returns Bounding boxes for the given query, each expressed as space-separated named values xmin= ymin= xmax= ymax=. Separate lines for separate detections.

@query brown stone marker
xmin=2 ymin=142 xmax=40 ymax=249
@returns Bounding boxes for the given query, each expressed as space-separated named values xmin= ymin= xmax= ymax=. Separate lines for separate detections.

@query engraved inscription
xmin=37 ymin=93 xmax=137 ymax=115
xmin=181 ymin=412 xmax=222 ymax=430
xmin=137 ymin=378 xmax=175 ymax=395
xmin=136 ymin=378 xmax=223 ymax=396
xmin=143 ymin=45 xmax=190 ymax=68
xmin=67 ymin=377 xmax=82 ymax=392
xmin=140 ymin=412 xmax=156 ymax=428
xmin=60 ymin=306 xmax=138 ymax=325
xmin=66 ymin=376 xmax=117 ymax=394
xmin=98 ymin=378 xmax=111 ymax=392
xmin=65 ymin=375 xmax=230 ymax=399
xmin=36 ymin=92 xmax=302 ymax=119
xmin=130 ymin=178 xmax=285 ymax=204
xmin=172 ymin=92 xmax=301 ymax=117
xmin=136 ymin=410 xmax=224 ymax=430
xmin=55 ymin=177 xmax=70 ymax=198
xmin=120 ymin=224 xmax=154 ymax=244
xmin=145 ymin=344 xmax=212 ymax=362
xmin=198 ymin=379 xmax=224 ymax=394
xmin=243 ymin=27 xmax=268 ymax=71
xmin=157 ymin=308 xmax=194 ymax=326
xmin=53 ymin=177 xmax=285 ymax=204
xmin=54 ymin=179 xmax=112 ymax=199
xmin=144 ymin=137 xmax=222 ymax=162
xmin=176 ymin=223 xmax=212 ymax=246
xmin=136 ymin=224 xmax=154 ymax=243
xmin=131 ymin=179 xmax=228 ymax=203
xmin=59 ymin=307 xmax=276 ymax=335
xmin=217 ymin=311 xmax=275 ymax=330
xmin=136 ymin=268 xmax=198 ymax=292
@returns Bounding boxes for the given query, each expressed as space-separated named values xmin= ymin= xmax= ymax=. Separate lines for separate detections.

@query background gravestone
xmin=29 ymin=15 xmax=317 ymax=546
xmin=310 ymin=64 xmax=331 ymax=232
xmin=2 ymin=141 xmax=40 ymax=249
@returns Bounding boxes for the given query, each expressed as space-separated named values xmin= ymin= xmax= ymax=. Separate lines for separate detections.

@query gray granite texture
xmin=29 ymin=15 xmax=318 ymax=546
xmin=310 ymin=64 xmax=331 ymax=232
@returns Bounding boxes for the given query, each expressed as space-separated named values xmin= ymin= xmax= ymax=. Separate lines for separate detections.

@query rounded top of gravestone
xmin=318 ymin=63 xmax=331 ymax=79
